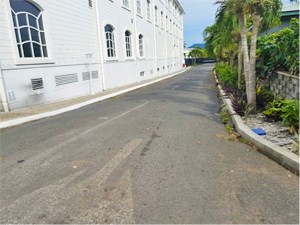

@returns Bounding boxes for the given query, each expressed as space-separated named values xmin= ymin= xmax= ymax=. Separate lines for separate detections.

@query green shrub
xmin=281 ymin=100 xmax=299 ymax=133
xmin=215 ymin=63 xmax=238 ymax=89
xmin=263 ymin=99 xmax=299 ymax=133
xmin=257 ymin=18 xmax=299 ymax=76
xmin=256 ymin=82 xmax=275 ymax=110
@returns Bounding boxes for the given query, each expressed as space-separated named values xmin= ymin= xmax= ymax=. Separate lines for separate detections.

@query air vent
xmin=55 ymin=74 xmax=78 ymax=86
xmin=140 ymin=71 xmax=145 ymax=77
xmin=92 ymin=71 xmax=99 ymax=79
xmin=8 ymin=91 xmax=16 ymax=102
xmin=82 ymin=72 xmax=90 ymax=81
xmin=31 ymin=78 xmax=44 ymax=90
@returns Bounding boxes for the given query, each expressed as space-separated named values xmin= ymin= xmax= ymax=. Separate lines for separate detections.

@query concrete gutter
xmin=0 ymin=68 xmax=190 ymax=129
xmin=214 ymin=72 xmax=299 ymax=174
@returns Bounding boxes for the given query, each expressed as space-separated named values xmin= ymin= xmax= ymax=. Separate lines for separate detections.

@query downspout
xmin=132 ymin=0 xmax=140 ymax=83
xmin=95 ymin=0 xmax=106 ymax=90
xmin=0 ymin=61 xmax=9 ymax=112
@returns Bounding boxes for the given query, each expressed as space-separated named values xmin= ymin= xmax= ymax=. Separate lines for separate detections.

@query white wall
xmin=0 ymin=0 xmax=184 ymax=110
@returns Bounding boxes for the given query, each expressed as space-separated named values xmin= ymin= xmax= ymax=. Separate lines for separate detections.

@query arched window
xmin=10 ymin=0 xmax=48 ymax=58
xmin=154 ymin=6 xmax=158 ymax=25
xmin=136 ymin=0 xmax=142 ymax=15
xmin=146 ymin=0 xmax=151 ymax=20
xmin=161 ymin=11 xmax=164 ymax=28
xmin=166 ymin=16 xmax=168 ymax=32
xmin=123 ymin=0 xmax=129 ymax=8
xmin=125 ymin=30 xmax=132 ymax=57
xmin=105 ymin=25 xmax=116 ymax=58
xmin=138 ymin=34 xmax=144 ymax=57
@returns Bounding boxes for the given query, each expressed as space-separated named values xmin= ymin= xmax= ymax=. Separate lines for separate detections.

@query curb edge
xmin=214 ymin=71 xmax=299 ymax=174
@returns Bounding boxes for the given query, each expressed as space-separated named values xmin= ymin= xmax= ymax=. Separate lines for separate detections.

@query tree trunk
xmin=238 ymin=40 xmax=243 ymax=89
xmin=238 ymin=14 xmax=250 ymax=99
xmin=248 ymin=13 xmax=260 ymax=112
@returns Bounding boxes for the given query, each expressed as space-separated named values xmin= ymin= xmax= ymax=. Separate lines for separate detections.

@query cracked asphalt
xmin=0 ymin=64 xmax=299 ymax=224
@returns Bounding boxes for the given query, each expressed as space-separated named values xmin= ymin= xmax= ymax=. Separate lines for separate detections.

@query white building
xmin=0 ymin=0 xmax=185 ymax=111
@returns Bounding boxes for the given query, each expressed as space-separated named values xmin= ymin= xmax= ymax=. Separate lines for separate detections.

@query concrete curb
xmin=214 ymin=72 xmax=299 ymax=174
xmin=0 ymin=68 xmax=190 ymax=129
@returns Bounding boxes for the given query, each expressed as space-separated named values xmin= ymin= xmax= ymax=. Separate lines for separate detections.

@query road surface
xmin=0 ymin=64 xmax=298 ymax=224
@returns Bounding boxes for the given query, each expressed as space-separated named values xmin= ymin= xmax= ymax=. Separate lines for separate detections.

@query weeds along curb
xmin=214 ymin=71 xmax=299 ymax=174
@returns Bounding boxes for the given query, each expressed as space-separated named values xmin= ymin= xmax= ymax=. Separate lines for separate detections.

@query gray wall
xmin=269 ymin=71 xmax=299 ymax=100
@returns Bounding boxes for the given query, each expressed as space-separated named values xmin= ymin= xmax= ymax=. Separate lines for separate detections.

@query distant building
xmin=184 ymin=48 xmax=193 ymax=58
xmin=0 ymin=0 xmax=185 ymax=111
xmin=261 ymin=2 xmax=299 ymax=35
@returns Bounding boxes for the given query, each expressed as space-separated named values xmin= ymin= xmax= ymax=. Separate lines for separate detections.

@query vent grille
xmin=31 ymin=78 xmax=44 ymax=90
xmin=140 ymin=71 xmax=145 ymax=77
xmin=8 ymin=91 xmax=16 ymax=102
xmin=82 ymin=72 xmax=90 ymax=81
xmin=82 ymin=71 xmax=99 ymax=81
xmin=55 ymin=74 xmax=78 ymax=86
xmin=92 ymin=71 xmax=99 ymax=79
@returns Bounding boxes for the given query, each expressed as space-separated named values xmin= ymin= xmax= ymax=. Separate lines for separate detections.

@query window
xmin=146 ymin=0 xmax=151 ymax=20
xmin=123 ymin=0 xmax=129 ymax=8
xmin=125 ymin=30 xmax=132 ymax=57
xmin=105 ymin=25 xmax=116 ymax=58
xmin=154 ymin=6 xmax=158 ymax=25
xmin=138 ymin=34 xmax=144 ymax=57
xmin=136 ymin=0 xmax=141 ymax=15
xmin=161 ymin=11 xmax=164 ymax=28
xmin=10 ymin=0 xmax=48 ymax=58
xmin=88 ymin=0 xmax=93 ymax=8
xmin=166 ymin=16 xmax=168 ymax=32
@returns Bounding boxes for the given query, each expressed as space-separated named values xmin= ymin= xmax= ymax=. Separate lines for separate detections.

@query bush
xmin=215 ymin=63 xmax=238 ymax=89
xmin=257 ymin=18 xmax=299 ymax=76
xmin=263 ymin=99 xmax=299 ymax=133
xmin=223 ymin=86 xmax=248 ymax=116
xmin=256 ymin=81 xmax=275 ymax=111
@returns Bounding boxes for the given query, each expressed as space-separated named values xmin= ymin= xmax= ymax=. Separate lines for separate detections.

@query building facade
xmin=0 ymin=0 xmax=184 ymax=111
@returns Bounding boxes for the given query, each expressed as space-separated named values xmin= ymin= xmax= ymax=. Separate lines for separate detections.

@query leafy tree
xmin=188 ymin=48 xmax=208 ymax=58
xmin=212 ymin=0 xmax=282 ymax=112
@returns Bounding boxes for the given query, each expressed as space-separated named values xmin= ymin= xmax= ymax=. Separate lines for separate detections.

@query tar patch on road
xmin=141 ymin=131 xmax=161 ymax=156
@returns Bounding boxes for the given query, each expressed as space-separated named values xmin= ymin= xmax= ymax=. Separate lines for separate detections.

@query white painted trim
xmin=95 ymin=0 xmax=106 ymax=90
xmin=103 ymin=21 xmax=118 ymax=61
xmin=0 ymin=62 xmax=9 ymax=112
xmin=0 ymin=68 xmax=190 ymax=129
xmin=7 ymin=0 xmax=54 ymax=65
xmin=132 ymin=0 xmax=140 ymax=83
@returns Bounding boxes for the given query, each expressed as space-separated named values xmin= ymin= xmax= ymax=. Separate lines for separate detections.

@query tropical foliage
xmin=263 ymin=99 xmax=299 ymax=133
xmin=188 ymin=48 xmax=208 ymax=58
xmin=257 ymin=18 xmax=299 ymax=76
xmin=205 ymin=0 xmax=282 ymax=111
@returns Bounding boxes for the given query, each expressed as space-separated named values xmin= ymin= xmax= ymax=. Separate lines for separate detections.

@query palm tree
xmin=215 ymin=0 xmax=282 ymax=111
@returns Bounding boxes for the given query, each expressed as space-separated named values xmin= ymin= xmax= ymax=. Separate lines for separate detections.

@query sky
xmin=180 ymin=0 xmax=293 ymax=47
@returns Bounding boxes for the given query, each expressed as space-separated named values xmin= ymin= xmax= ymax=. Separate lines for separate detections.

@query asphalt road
xmin=0 ymin=64 xmax=299 ymax=224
